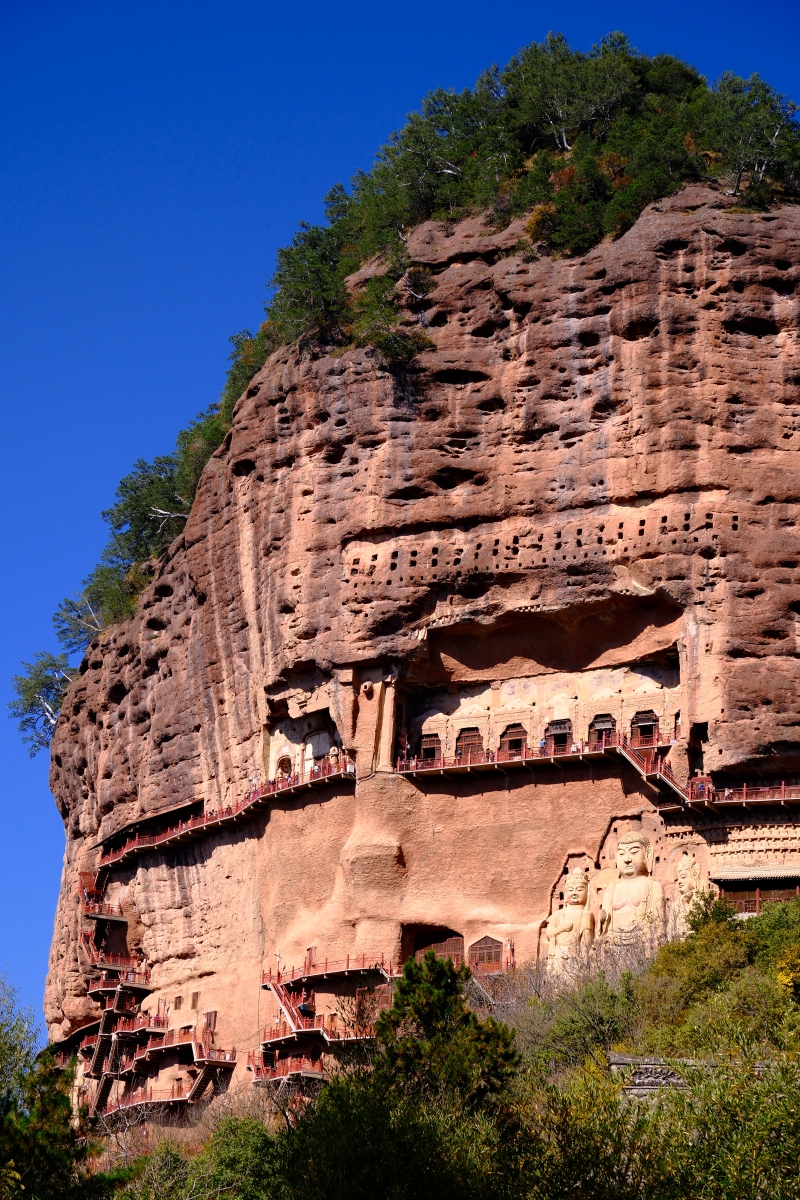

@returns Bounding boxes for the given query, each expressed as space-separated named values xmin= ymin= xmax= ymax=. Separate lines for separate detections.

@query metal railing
xmin=80 ymin=933 xmax=144 ymax=971
xmin=689 ymin=780 xmax=800 ymax=804
xmin=262 ymin=952 xmax=395 ymax=987
xmin=396 ymin=730 xmax=678 ymax=773
xmin=104 ymin=1083 xmax=187 ymax=1114
xmin=99 ymin=761 xmax=356 ymax=868
xmin=250 ymin=1053 xmax=324 ymax=1081
xmin=92 ymin=968 xmax=151 ymax=989
xmin=396 ymin=732 xmax=690 ymax=802
xmin=195 ymin=1043 xmax=236 ymax=1064
xmin=82 ymin=899 xmax=125 ymax=919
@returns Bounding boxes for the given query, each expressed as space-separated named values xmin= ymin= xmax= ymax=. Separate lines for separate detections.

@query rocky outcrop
xmin=46 ymin=185 xmax=800 ymax=1075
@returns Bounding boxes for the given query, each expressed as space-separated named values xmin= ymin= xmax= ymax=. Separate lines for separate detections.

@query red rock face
xmin=46 ymin=185 xmax=800 ymax=1075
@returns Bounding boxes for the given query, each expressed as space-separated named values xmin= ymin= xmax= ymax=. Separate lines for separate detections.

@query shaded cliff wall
xmin=46 ymin=184 xmax=800 ymax=1048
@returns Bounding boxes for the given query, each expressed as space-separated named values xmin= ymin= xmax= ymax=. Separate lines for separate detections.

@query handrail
xmin=80 ymin=933 xmax=144 ymax=971
xmin=395 ymin=732 xmax=692 ymax=798
xmin=98 ymin=762 xmax=356 ymax=868
xmin=251 ymin=1054 xmax=324 ymax=1081
xmin=90 ymin=967 xmax=151 ymax=989
xmin=193 ymin=1041 xmax=236 ymax=1063
xmin=262 ymin=952 xmax=396 ymax=987
xmin=82 ymin=899 xmax=125 ymax=919
xmin=395 ymin=730 xmax=676 ymax=773
xmin=104 ymin=1083 xmax=186 ymax=1114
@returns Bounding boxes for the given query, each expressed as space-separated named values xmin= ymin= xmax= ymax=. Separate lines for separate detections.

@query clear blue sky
xmin=1 ymin=0 xmax=798 ymax=1027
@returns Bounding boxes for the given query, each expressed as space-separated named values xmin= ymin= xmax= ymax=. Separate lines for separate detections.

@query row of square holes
xmin=346 ymin=513 xmax=738 ymax=585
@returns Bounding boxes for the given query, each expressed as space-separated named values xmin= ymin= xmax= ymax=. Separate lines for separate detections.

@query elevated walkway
xmin=93 ymin=1024 xmax=235 ymax=1116
xmin=248 ymin=1051 xmax=325 ymax=1085
xmin=97 ymin=763 xmax=356 ymax=870
xmin=102 ymin=1083 xmax=188 ymax=1117
xmin=82 ymin=899 xmax=126 ymax=922
xmin=79 ymin=931 xmax=145 ymax=973
xmin=395 ymin=732 xmax=689 ymax=805
xmin=262 ymin=952 xmax=399 ymax=991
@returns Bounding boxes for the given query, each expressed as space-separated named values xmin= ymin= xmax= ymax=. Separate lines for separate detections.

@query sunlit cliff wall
xmin=45 ymin=184 xmax=800 ymax=1091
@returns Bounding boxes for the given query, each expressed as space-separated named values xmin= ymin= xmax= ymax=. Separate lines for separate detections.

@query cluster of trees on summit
xmin=10 ymin=32 xmax=800 ymax=752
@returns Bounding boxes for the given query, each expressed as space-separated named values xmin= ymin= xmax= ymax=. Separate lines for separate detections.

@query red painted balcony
xmin=249 ymin=1052 xmax=324 ymax=1082
xmin=262 ymin=951 xmax=396 ymax=988
xmin=103 ymin=1082 xmax=187 ymax=1114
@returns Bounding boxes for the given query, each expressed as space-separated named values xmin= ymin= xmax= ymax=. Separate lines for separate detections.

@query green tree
xmin=0 ymin=977 xmax=120 ymax=1199
xmin=707 ymin=72 xmax=799 ymax=197
xmin=374 ymin=951 xmax=519 ymax=1106
xmin=0 ymin=978 xmax=37 ymax=1097
xmin=8 ymin=652 xmax=76 ymax=756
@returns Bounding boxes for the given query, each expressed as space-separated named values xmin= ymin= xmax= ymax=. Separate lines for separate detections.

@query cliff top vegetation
xmin=9 ymin=31 xmax=800 ymax=753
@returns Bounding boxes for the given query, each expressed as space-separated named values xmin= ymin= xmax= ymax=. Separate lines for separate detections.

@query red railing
xmin=262 ymin=1014 xmax=328 ymax=1040
xmin=688 ymin=780 xmax=800 ymax=804
xmin=395 ymin=730 xmax=677 ymax=773
xmin=396 ymin=732 xmax=800 ymax=808
xmin=98 ymin=761 xmax=356 ymax=868
xmin=396 ymin=732 xmax=690 ymax=802
xmin=89 ymin=968 xmax=152 ymax=990
xmin=113 ymin=1012 xmax=168 ymax=1036
xmin=104 ymin=994 xmax=139 ymax=1014
xmin=251 ymin=1054 xmax=324 ymax=1081
xmin=269 ymin=983 xmax=318 ymax=1030
xmin=194 ymin=1042 xmax=236 ymax=1064
xmin=104 ymin=1083 xmax=186 ymax=1114
xmin=262 ymin=952 xmax=395 ymax=987
xmin=80 ymin=933 xmax=144 ymax=971
xmin=82 ymin=900 xmax=124 ymax=919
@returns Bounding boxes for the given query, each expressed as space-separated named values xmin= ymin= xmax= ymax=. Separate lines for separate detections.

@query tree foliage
xmin=8 ymin=652 xmax=77 ymax=757
xmin=244 ymin=31 xmax=799 ymax=358
xmin=0 ymin=976 xmax=121 ymax=1199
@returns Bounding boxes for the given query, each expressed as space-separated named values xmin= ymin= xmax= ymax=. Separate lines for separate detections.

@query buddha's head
xmin=564 ymin=868 xmax=589 ymax=906
xmin=675 ymin=855 xmax=698 ymax=901
xmin=616 ymin=831 xmax=652 ymax=878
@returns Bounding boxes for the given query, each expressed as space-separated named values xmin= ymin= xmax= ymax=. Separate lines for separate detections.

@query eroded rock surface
xmin=46 ymin=185 xmax=800 ymax=1086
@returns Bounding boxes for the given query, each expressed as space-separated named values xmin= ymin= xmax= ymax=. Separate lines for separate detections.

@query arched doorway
xmin=588 ymin=714 xmax=616 ymax=747
xmin=630 ymin=710 xmax=659 ymax=746
xmin=455 ymin=727 xmax=483 ymax=759
xmin=416 ymin=732 xmax=442 ymax=762
xmin=499 ymin=723 xmax=527 ymax=759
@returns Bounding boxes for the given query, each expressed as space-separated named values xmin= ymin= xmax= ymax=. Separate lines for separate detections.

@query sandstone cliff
xmin=46 ymin=185 xmax=800 ymax=1078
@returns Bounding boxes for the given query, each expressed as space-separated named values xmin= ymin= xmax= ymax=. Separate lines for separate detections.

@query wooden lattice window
xmin=588 ymin=714 xmax=615 ymax=744
xmin=499 ymin=724 xmax=527 ymax=757
xmin=415 ymin=935 xmax=465 ymax=968
xmin=545 ymin=719 xmax=572 ymax=748
xmin=469 ymin=935 xmax=503 ymax=971
xmin=417 ymin=732 xmax=442 ymax=761
xmin=455 ymin=728 xmax=483 ymax=757
xmin=631 ymin=709 xmax=659 ymax=743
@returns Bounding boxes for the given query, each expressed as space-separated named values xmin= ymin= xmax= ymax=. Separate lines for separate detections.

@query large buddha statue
xmin=599 ymin=830 xmax=665 ymax=944
xmin=545 ymin=868 xmax=595 ymax=971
